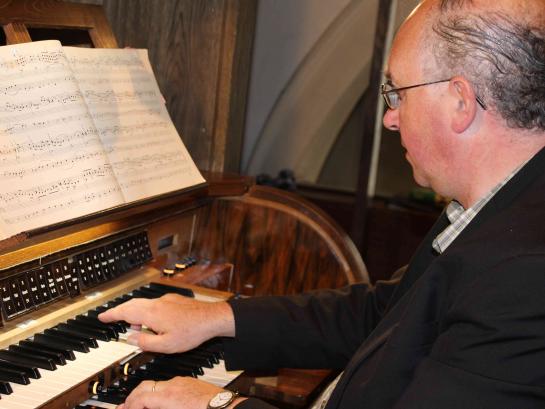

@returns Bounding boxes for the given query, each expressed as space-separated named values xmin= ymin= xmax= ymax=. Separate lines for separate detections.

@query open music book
xmin=0 ymin=40 xmax=205 ymax=241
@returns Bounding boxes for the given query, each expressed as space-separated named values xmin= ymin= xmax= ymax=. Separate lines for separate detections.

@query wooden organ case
xmin=0 ymin=1 xmax=368 ymax=408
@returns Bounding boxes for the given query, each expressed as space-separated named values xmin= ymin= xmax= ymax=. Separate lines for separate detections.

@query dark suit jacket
xmin=224 ymin=147 xmax=545 ymax=409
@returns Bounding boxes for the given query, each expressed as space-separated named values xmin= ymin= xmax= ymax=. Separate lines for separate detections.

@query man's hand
xmin=98 ymin=293 xmax=235 ymax=353
xmin=117 ymin=377 xmax=246 ymax=409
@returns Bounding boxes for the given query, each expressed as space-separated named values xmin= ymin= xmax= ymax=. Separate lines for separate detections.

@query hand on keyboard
xmin=118 ymin=376 xmax=246 ymax=409
xmin=98 ymin=293 xmax=236 ymax=353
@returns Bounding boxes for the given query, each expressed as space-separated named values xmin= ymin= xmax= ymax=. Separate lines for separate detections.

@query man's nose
xmin=383 ymin=107 xmax=399 ymax=131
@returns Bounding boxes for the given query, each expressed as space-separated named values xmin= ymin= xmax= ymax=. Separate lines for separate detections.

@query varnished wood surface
xmin=101 ymin=0 xmax=257 ymax=173
xmin=0 ymin=0 xmax=117 ymax=47
xmin=192 ymin=185 xmax=368 ymax=295
xmin=0 ymin=184 xmax=209 ymax=269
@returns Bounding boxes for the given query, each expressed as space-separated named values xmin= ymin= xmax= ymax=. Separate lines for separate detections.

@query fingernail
xmin=126 ymin=334 xmax=138 ymax=346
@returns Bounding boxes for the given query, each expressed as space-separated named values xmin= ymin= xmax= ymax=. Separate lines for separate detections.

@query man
xmin=99 ymin=0 xmax=545 ymax=407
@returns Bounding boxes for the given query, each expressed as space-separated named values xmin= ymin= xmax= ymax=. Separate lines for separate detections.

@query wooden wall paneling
xmin=214 ymin=0 xmax=257 ymax=173
xmin=101 ymin=0 xmax=256 ymax=173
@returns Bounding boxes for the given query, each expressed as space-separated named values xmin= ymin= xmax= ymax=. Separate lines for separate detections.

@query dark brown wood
xmin=230 ymin=368 xmax=338 ymax=409
xmin=101 ymin=0 xmax=257 ymax=173
xmin=351 ymin=0 xmax=394 ymax=254
xmin=201 ymin=171 xmax=254 ymax=197
xmin=192 ymin=185 xmax=368 ymax=296
xmin=0 ymin=0 xmax=118 ymax=47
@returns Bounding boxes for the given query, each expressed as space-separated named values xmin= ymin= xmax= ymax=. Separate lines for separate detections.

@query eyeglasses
xmin=380 ymin=78 xmax=487 ymax=110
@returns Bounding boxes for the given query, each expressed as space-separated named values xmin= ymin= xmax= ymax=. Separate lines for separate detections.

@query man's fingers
xmin=98 ymin=298 xmax=152 ymax=324
xmin=123 ymin=380 xmax=161 ymax=409
xmin=133 ymin=331 xmax=173 ymax=353
xmin=125 ymin=392 xmax=162 ymax=409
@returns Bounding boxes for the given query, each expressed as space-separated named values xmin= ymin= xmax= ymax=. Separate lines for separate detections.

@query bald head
xmin=414 ymin=0 xmax=545 ymax=131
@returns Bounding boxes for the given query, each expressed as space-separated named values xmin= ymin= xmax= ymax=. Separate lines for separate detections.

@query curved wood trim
xmin=234 ymin=185 xmax=368 ymax=284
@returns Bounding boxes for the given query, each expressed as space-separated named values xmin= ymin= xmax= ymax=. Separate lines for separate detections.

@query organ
xmin=0 ymin=1 xmax=368 ymax=408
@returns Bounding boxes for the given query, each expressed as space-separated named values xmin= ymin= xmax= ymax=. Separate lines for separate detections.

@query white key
xmin=0 ymin=340 xmax=139 ymax=409
xmin=199 ymin=360 xmax=242 ymax=387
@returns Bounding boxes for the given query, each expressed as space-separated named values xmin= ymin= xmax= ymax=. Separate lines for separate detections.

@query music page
xmin=0 ymin=41 xmax=123 ymax=240
xmin=64 ymin=47 xmax=205 ymax=203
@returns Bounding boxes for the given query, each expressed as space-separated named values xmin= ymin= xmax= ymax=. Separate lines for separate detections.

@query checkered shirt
xmin=432 ymin=164 xmax=525 ymax=253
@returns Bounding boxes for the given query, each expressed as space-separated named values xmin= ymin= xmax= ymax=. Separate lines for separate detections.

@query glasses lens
xmin=381 ymin=83 xmax=399 ymax=109
xmin=388 ymin=92 xmax=399 ymax=109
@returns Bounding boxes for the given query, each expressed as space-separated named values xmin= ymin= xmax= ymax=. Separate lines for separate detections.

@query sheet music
xmin=0 ymin=41 xmax=123 ymax=240
xmin=64 ymin=47 xmax=205 ymax=203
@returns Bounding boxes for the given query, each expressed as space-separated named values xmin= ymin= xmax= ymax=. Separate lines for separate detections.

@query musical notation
xmin=0 ymin=41 xmax=204 ymax=240
xmin=0 ymin=49 xmax=66 ymax=71
xmin=64 ymin=46 xmax=204 ymax=203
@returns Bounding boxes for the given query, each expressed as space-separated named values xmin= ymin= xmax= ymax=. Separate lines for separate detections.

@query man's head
xmin=383 ymin=0 xmax=545 ymax=206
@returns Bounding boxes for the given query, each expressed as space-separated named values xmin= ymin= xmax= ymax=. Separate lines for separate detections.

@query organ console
xmin=0 ymin=2 xmax=368 ymax=408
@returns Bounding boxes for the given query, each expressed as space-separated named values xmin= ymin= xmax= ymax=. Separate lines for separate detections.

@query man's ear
xmin=449 ymin=76 xmax=479 ymax=133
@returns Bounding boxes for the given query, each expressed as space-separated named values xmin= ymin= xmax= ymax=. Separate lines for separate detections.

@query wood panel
xmin=0 ymin=0 xmax=118 ymax=47
xmin=193 ymin=186 xmax=369 ymax=296
xmin=100 ymin=0 xmax=257 ymax=173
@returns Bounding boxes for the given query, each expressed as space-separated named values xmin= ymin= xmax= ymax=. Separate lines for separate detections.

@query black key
xmin=0 ymin=358 xmax=40 ymax=379
xmin=148 ymin=282 xmax=194 ymax=298
xmin=97 ymin=389 xmax=127 ymax=405
xmin=46 ymin=327 xmax=98 ymax=349
xmin=70 ymin=317 xmax=118 ymax=340
xmin=0 ymin=380 xmax=12 ymax=394
xmin=106 ymin=294 xmax=131 ymax=308
xmin=117 ymin=377 xmax=140 ymax=393
xmin=131 ymin=288 xmax=162 ymax=299
xmin=198 ymin=339 xmax=225 ymax=360
xmin=186 ymin=349 xmax=219 ymax=364
xmin=88 ymin=307 xmax=130 ymax=329
xmin=148 ymin=356 xmax=204 ymax=375
xmin=21 ymin=339 xmax=76 ymax=361
xmin=9 ymin=344 xmax=66 ymax=366
xmin=0 ymin=366 xmax=30 ymax=384
xmin=0 ymin=349 xmax=55 ymax=371
xmin=58 ymin=322 xmax=110 ymax=342
xmin=147 ymin=361 xmax=199 ymax=377
xmin=76 ymin=314 xmax=125 ymax=335
xmin=131 ymin=368 xmax=170 ymax=381
xmin=34 ymin=332 xmax=89 ymax=353
xmin=168 ymin=352 xmax=213 ymax=369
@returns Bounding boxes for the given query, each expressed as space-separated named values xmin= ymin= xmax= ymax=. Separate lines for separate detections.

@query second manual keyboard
xmin=0 ymin=282 xmax=240 ymax=409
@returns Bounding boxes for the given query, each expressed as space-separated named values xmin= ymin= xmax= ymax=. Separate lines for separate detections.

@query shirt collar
xmin=432 ymin=163 xmax=526 ymax=254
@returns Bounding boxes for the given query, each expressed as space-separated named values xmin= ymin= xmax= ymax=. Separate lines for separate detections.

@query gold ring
xmin=151 ymin=381 xmax=157 ymax=393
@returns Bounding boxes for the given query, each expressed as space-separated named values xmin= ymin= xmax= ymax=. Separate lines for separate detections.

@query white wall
xmin=242 ymin=0 xmax=352 ymax=173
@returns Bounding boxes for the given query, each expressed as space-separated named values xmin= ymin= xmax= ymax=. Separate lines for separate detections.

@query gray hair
xmin=431 ymin=1 xmax=545 ymax=131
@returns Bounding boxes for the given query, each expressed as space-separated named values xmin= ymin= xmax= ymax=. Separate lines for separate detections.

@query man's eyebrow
xmin=382 ymin=70 xmax=395 ymax=86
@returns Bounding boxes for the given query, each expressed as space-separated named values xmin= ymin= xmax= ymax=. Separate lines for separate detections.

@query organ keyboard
xmin=0 ymin=1 xmax=366 ymax=408
xmin=0 ymin=174 xmax=366 ymax=409
xmin=0 ymin=250 xmax=241 ymax=409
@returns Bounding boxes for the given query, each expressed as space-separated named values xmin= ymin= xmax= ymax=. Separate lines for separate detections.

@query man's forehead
xmin=384 ymin=5 xmax=430 ymax=83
